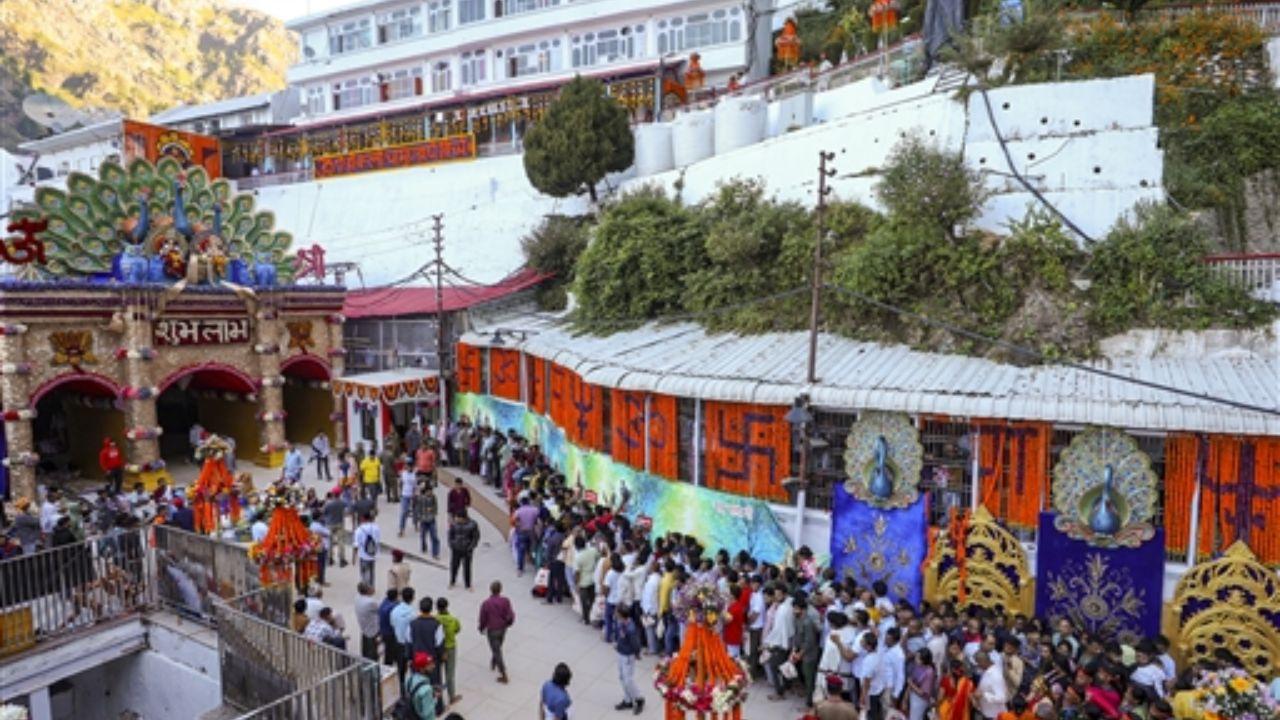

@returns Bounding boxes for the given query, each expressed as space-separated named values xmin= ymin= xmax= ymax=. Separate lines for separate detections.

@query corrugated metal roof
xmin=462 ymin=319 xmax=1280 ymax=436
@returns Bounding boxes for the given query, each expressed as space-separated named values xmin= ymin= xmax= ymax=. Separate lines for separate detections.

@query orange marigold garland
xmin=248 ymin=490 xmax=320 ymax=587
xmin=655 ymin=580 xmax=750 ymax=718
xmin=191 ymin=435 xmax=236 ymax=535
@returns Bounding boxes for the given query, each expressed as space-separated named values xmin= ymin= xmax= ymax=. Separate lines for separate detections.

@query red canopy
xmin=342 ymin=268 xmax=547 ymax=319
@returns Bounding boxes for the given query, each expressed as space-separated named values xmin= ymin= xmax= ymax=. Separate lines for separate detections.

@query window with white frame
xmin=301 ymin=28 xmax=327 ymax=60
xmin=502 ymin=0 xmax=560 ymax=16
xmin=571 ymin=24 xmax=645 ymax=68
xmin=497 ymin=38 xmax=561 ymax=79
xmin=431 ymin=61 xmax=453 ymax=93
xmin=458 ymin=0 xmax=484 ymax=24
xmin=460 ymin=49 xmax=487 ymax=85
xmin=377 ymin=6 xmax=422 ymax=43
xmin=428 ymin=0 xmax=452 ymax=32
xmin=306 ymin=86 xmax=327 ymax=114
xmin=379 ymin=66 xmax=423 ymax=100
xmin=328 ymin=18 xmax=373 ymax=54
xmin=332 ymin=76 xmax=376 ymax=110
xmin=657 ymin=6 xmax=741 ymax=54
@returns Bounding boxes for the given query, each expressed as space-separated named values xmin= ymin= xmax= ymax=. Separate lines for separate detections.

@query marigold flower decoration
xmin=655 ymin=579 xmax=751 ymax=716
xmin=1194 ymin=667 xmax=1280 ymax=720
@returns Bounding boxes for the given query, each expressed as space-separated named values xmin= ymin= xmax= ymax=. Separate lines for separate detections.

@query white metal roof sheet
xmin=462 ymin=320 xmax=1280 ymax=436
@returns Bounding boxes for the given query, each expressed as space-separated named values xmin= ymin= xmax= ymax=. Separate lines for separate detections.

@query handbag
xmin=780 ymin=660 xmax=799 ymax=680
xmin=589 ymin=595 xmax=606 ymax=624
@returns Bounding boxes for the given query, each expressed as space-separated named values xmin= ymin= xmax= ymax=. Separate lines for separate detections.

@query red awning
xmin=342 ymin=268 xmax=547 ymax=319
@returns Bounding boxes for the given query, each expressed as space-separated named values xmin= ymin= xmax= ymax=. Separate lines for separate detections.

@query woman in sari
xmin=939 ymin=661 xmax=975 ymax=720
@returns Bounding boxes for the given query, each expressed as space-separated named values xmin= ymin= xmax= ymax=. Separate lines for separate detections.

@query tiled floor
xmin=173 ymin=460 xmax=808 ymax=720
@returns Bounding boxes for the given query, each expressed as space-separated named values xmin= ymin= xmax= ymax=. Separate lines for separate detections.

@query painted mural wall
xmin=453 ymin=392 xmax=794 ymax=564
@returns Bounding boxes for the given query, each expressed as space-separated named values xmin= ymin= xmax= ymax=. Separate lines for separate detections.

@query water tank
xmin=671 ymin=110 xmax=715 ymax=167
xmin=714 ymin=95 xmax=767 ymax=154
xmin=773 ymin=90 xmax=813 ymax=136
xmin=634 ymin=123 xmax=674 ymax=177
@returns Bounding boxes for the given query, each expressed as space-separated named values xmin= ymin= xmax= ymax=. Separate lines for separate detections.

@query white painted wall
xmin=253 ymin=73 xmax=1162 ymax=285
xmin=62 ymin=651 xmax=219 ymax=720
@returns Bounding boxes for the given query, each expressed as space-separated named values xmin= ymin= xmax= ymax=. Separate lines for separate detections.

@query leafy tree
xmin=521 ymin=215 xmax=591 ymax=310
xmin=874 ymin=137 xmax=986 ymax=241
xmin=522 ymin=76 xmax=634 ymax=203
xmin=1086 ymin=204 xmax=1275 ymax=334
xmin=572 ymin=187 xmax=706 ymax=329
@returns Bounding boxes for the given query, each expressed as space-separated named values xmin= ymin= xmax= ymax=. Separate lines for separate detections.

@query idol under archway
xmin=30 ymin=373 xmax=124 ymax=486
xmin=156 ymin=363 xmax=261 ymax=470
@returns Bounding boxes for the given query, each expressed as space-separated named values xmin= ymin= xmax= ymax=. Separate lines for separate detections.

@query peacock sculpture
xmin=9 ymin=156 xmax=295 ymax=284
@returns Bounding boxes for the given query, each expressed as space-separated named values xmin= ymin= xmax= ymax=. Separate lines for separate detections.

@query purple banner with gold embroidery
xmin=1034 ymin=512 xmax=1164 ymax=644
xmin=830 ymin=484 xmax=928 ymax=606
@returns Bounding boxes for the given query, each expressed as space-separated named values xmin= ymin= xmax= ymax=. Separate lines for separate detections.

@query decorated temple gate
xmin=0 ymin=157 xmax=345 ymax=498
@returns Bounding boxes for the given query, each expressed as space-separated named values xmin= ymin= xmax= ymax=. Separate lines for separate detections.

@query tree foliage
xmin=571 ymin=187 xmax=706 ymax=329
xmin=520 ymin=215 xmax=591 ymax=310
xmin=873 ymin=138 xmax=987 ymax=241
xmin=522 ymin=76 xmax=634 ymax=203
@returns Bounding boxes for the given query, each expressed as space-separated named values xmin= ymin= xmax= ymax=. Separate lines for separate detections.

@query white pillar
xmin=1187 ymin=476 xmax=1202 ymax=564
xmin=793 ymin=488 xmax=807 ymax=549
xmin=970 ymin=426 xmax=982 ymax=511
xmin=28 ymin=686 xmax=52 ymax=720
xmin=643 ymin=394 xmax=652 ymax=474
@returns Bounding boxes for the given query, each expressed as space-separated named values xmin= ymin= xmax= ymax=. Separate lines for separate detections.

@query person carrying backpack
xmin=353 ymin=513 xmax=380 ymax=587
xmin=396 ymin=651 xmax=438 ymax=720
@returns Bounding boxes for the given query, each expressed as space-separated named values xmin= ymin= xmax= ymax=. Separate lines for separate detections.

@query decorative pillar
xmin=121 ymin=296 xmax=168 ymax=490
xmin=255 ymin=298 xmax=287 ymax=467
xmin=327 ymin=313 xmax=346 ymax=449
xmin=0 ymin=323 xmax=37 ymax=501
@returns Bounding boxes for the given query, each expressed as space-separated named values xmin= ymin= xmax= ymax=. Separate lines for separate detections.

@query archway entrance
xmin=32 ymin=374 xmax=124 ymax=485
xmin=281 ymin=356 xmax=333 ymax=451
xmin=157 ymin=364 xmax=260 ymax=470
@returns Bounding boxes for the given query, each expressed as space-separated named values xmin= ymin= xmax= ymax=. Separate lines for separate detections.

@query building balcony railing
xmin=0 ymin=527 xmax=154 ymax=656
xmin=1204 ymin=252 xmax=1280 ymax=303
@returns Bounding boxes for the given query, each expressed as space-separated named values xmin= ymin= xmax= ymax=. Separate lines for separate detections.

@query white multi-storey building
xmin=283 ymin=0 xmax=771 ymax=123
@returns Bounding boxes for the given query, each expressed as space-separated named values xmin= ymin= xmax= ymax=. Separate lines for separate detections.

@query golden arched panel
xmin=926 ymin=506 xmax=1033 ymax=615
xmin=1169 ymin=542 xmax=1280 ymax=678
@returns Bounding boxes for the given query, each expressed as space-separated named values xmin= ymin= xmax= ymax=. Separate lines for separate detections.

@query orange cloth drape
xmin=704 ymin=401 xmax=790 ymax=502
xmin=1163 ymin=434 xmax=1198 ymax=555
xmin=648 ymin=393 xmax=679 ymax=480
xmin=976 ymin=421 xmax=1050 ymax=529
xmin=548 ymin=364 xmax=604 ymax=451
xmin=455 ymin=342 xmax=483 ymax=393
xmin=1197 ymin=435 xmax=1280 ymax=565
xmin=611 ymin=389 xmax=647 ymax=469
xmin=488 ymin=348 xmax=521 ymax=401
xmin=527 ymin=356 xmax=547 ymax=415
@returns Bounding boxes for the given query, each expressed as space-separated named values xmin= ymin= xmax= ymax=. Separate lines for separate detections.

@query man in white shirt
xmin=308 ymin=515 xmax=331 ymax=586
xmin=747 ymin=575 xmax=767 ymax=678
xmin=353 ymin=513 xmax=381 ymax=587
xmin=640 ymin=566 xmax=662 ymax=654
xmin=397 ymin=461 xmax=417 ymax=538
xmin=390 ymin=587 xmax=417 ymax=685
xmin=40 ymin=490 xmax=61 ymax=534
xmin=884 ymin=627 xmax=907 ymax=705
xmin=250 ymin=514 xmax=269 ymax=543
xmin=975 ymin=650 xmax=1009 ymax=720
xmin=858 ymin=632 xmax=891 ymax=720
xmin=763 ymin=590 xmax=795 ymax=701
xmin=1132 ymin=641 xmax=1168 ymax=698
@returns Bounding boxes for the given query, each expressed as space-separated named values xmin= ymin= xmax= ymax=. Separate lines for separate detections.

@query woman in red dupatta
xmin=939 ymin=661 xmax=975 ymax=720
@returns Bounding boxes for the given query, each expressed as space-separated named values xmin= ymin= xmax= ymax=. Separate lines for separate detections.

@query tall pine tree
xmin=523 ymin=76 xmax=634 ymax=203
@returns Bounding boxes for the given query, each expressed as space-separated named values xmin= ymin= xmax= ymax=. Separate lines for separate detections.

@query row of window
xmin=307 ymin=7 xmax=741 ymax=115
xmin=313 ymin=2 xmax=741 ymax=60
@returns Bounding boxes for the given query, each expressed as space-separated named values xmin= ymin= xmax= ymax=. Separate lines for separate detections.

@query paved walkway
xmin=181 ymin=460 xmax=801 ymax=719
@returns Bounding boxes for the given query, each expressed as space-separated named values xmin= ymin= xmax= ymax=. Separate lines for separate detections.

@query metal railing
xmin=0 ymin=527 xmax=153 ymax=653
xmin=224 ymin=583 xmax=296 ymax=629
xmin=234 ymin=168 xmax=315 ymax=190
xmin=215 ymin=603 xmax=381 ymax=718
xmin=1204 ymin=252 xmax=1280 ymax=302
xmin=1147 ymin=1 xmax=1280 ymax=32
xmin=153 ymin=524 xmax=262 ymax=623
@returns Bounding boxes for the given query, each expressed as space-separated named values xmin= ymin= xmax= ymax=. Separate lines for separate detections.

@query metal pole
xmin=808 ymin=150 xmax=835 ymax=385
xmin=432 ymin=214 xmax=446 ymax=427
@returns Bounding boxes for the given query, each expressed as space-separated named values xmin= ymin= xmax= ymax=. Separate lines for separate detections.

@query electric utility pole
xmin=431 ymin=214 xmax=446 ymax=421
xmin=807 ymin=150 xmax=836 ymax=384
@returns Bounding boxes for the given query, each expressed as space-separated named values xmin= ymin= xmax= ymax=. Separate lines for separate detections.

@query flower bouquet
xmin=1196 ymin=668 xmax=1280 ymax=720
xmin=672 ymin=579 xmax=730 ymax=632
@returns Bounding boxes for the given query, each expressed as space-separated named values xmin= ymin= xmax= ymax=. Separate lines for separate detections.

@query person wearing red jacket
xmin=99 ymin=437 xmax=124 ymax=495
xmin=724 ymin=579 xmax=753 ymax=658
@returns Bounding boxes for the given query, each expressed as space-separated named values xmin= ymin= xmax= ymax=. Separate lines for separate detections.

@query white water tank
xmin=714 ymin=95 xmax=767 ymax=154
xmin=773 ymin=90 xmax=814 ymax=136
xmin=671 ymin=110 xmax=715 ymax=167
xmin=634 ymin=123 xmax=674 ymax=177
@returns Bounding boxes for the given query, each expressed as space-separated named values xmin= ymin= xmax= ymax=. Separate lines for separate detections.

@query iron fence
xmin=0 ymin=527 xmax=152 ymax=654
xmin=215 ymin=603 xmax=381 ymax=718
xmin=153 ymin=524 xmax=262 ymax=623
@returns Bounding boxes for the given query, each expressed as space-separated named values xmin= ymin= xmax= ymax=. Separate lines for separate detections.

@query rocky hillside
xmin=0 ymin=0 xmax=295 ymax=150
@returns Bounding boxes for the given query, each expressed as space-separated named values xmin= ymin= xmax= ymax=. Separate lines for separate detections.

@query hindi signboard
xmin=154 ymin=318 xmax=251 ymax=347
xmin=313 ymin=134 xmax=476 ymax=179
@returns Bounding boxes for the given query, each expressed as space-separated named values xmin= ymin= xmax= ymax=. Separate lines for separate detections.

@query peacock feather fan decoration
xmin=10 ymin=156 xmax=295 ymax=283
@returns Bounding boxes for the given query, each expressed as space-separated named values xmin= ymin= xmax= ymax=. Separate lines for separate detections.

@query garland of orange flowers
xmin=657 ymin=623 xmax=747 ymax=720
xmin=248 ymin=506 xmax=319 ymax=587
xmin=949 ymin=508 xmax=971 ymax=604
xmin=191 ymin=455 xmax=234 ymax=535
